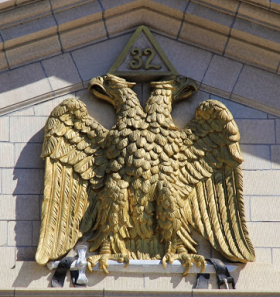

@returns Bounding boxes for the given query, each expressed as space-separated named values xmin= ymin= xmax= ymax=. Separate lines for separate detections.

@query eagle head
xmin=88 ymin=74 xmax=136 ymax=108
xmin=150 ymin=75 xmax=198 ymax=103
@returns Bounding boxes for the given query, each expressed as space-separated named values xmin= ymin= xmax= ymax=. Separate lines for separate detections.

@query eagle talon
xmin=87 ymin=253 xmax=129 ymax=274
xmin=162 ymin=253 xmax=206 ymax=276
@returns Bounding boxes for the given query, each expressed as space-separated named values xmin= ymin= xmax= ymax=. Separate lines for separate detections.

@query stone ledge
xmin=0 ymin=289 xmax=279 ymax=297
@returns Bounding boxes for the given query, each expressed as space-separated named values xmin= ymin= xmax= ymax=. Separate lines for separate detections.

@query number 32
xmin=129 ymin=47 xmax=161 ymax=70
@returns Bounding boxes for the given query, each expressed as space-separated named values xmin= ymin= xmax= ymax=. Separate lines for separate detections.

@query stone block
xmin=7 ymin=35 xmax=62 ymax=68
xmin=225 ymin=37 xmax=280 ymax=72
xmin=146 ymin=0 xmax=188 ymax=19
xmin=0 ymin=51 xmax=8 ymax=72
xmin=244 ymin=195 xmax=250 ymax=221
xmin=195 ymin=0 xmax=239 ymax=12
xmin=0 ymin=1 xmax=50 ymax=27
xmin=1 ymin=15 xmax=57 ymax=48
xmin=32 ymin=221 xmax=40 ymax=246
xmin=8 ymin=220 xmax=32 ymax=246
xmin=186 ymin=2 xmax=233 ymax=35
xmin=50 ymin=0 xmax=83 ymax=10
xmin=202 ymin=55 xmax=243 ymax=94
xmin=0 ymin=195 xmax=40 ymax=220
xmin=60 ymin=20 xmax=106 ymax=50
xmin=0 ymin=0 xmax=16 ymax=11
xmin=71 ymin=34 xmax=131 ymax=81
xmin=254 ymin=248 xmax=272 ymax=264
xmin=232 ymin=18 xmax=280 ymax=52
xmin=34 ymin=93 xmax=74 ymax=116
xmin=239 ymin=2 xmax=280 ymax=28
xmin=271 ymin=145 xmax=280 ymax=169
xmin=236 ymin=119 xmax=275 ymax=144
xmin=275 ymin=120 xmax=280 ymax=144
xmin=0 ymin=221 xmax=7 ymax=246
xmin=251 ymin=196 xmax=280 ymax=222
xmin=15 ymin=143 xmax=44 ymax=169
xmin=247 ymin=222 xmax=280 ymax=247
xmin=16 ymin=247 xmax=37 ymax=261
xmin=0 ymin=63 xmax=52 ymax=110
xmin=180 ymin=21 xmax=227 ymax=54
xmin=55 ymin=1 xmax=101 ymax=31
xmin=106 ymin=9 xmax=181 ymax=39
xmin=0 ymin=143 xmax=14 ymax=167
xmin=233 ymin=65 xmax=280 ymax=112
xmin=10 ymin=116 xmax=48 ymax=143
xmin=10 ymin=106 xmax=34 ymax=116
xmin=0 ymin=247 xmax=15 ymax=269
xmin=244 ymin=170 xmax=280 ymax=195
xmin=210 ymin=95 xmax=267 ymax=118
xmin=154 ymin=34 xmax=213 ymax=82
xmin=42 ymin=53 xmax=82 ymax=90
xmin=240 ymin=145 xmax=271 ymax=170
xmin=0 ymin=116 xmax=9 ymax=141
xmin=2 ymin=169 xmax=44 ymax=195
xmin=272 ymin=248 xmax=280 ymax=271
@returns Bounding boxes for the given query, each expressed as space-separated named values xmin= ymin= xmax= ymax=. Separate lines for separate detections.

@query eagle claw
xmin=162 ymin=253 xmax=206 ymax=276
xmin=87 ymin=253 xmax=129 ymax=274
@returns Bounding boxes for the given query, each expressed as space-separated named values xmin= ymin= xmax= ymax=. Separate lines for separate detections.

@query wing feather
xmin=181 ymin=100 xmax=255 ymax=263
xmin=36 ymin=98 xmax=108 ymax=265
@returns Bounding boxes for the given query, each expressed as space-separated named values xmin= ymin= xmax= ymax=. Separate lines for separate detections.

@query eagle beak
xmin=173 ymin=78 xmax=198 ymax=102
xmin=88 ymin=76 xmax=114 ymax=105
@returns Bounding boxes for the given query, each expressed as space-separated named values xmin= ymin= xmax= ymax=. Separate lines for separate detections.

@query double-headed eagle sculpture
xmin=36 ymin=74 xmax=255 ymax=275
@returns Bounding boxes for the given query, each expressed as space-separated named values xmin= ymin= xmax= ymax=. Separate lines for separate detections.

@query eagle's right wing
xmin=35 ymin=98 xmax=108 ymax=265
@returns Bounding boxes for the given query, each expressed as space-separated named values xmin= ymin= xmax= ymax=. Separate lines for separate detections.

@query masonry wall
xmin=1 ymin=0 xmax=280 ymax=294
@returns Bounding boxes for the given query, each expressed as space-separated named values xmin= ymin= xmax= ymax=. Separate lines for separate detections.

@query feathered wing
xmin=178 ymin=100 xmax=255 ymax=262
xmin=35 ymin=98 xmax=108 ymax=265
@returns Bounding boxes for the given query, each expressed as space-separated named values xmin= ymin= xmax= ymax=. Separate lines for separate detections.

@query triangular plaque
xmin=109 ymin=26 xmax=178 ymax=81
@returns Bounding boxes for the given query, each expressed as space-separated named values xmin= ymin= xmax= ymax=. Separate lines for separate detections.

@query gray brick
xmin=247 ymin=222 xmax=280 ymax=247
xmin=202 ymin=56 xmax=242 ymax=95
xmin=234 ymin=66 xmax=280 ymax=112
xmin=272 ymin=145 xmax=280 ymax=169
xmin=244 ymin=171 xmax=280 ymax=196
xmin=32 ymin=221 xmax=40 ymax=246
xmin=15 ymin=143 xmax=44 ymax=169
xmin=154 ymin=34 xmax=213 ymax=82
xmin=240 ymin=145 xmax=271 ymax=170
xmin=71 ymin=34 xmax=132 ymax=81
xmin=8 ymin=221 xmax=32 ymax=246
xmin=16 ymin=246 xmax=37 ymax=261
xmin=17 ymin=195 xmax=40 ymax=220
xmin=2 ymin=169 xmax=44 ymax=195
xmin=0 ymin=116 xmax=9 ymax=141
xmin=0 ymin=63 xmax=52 ymax=109
xmin=236 ymin=119 xmax=275 ymax=144
xmin=42 ymin=53 xmax=82 ymax=90
xmin=275 ymin=120 xmax=280 ymax=144
xmin=0 ymin=143 xmax=14 ymax=167
xmin=10 ymin=116 xmax=47 ymax=143
xmin=251 ymin=196 xmax=280 ymax=222
xmin=0 ymin=221 xmax=7 ymax=246
xmin=210 ymin=95 xmax=267 ymax=119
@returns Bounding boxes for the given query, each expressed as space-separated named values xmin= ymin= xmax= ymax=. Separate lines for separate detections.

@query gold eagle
xmin=36 ymin=74 xmax=255 ymax=275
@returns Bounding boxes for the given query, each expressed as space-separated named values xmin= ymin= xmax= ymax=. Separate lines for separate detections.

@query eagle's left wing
xmin=178 ymin=99 xmax=255 ymax=263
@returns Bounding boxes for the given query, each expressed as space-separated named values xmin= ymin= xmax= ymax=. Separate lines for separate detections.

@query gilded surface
xmin=36 ymin=74 xmax=255 ymax=275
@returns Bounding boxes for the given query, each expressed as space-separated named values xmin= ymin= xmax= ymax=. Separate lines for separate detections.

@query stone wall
xmin=1 ymin=0 xmax=280 ymax=294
